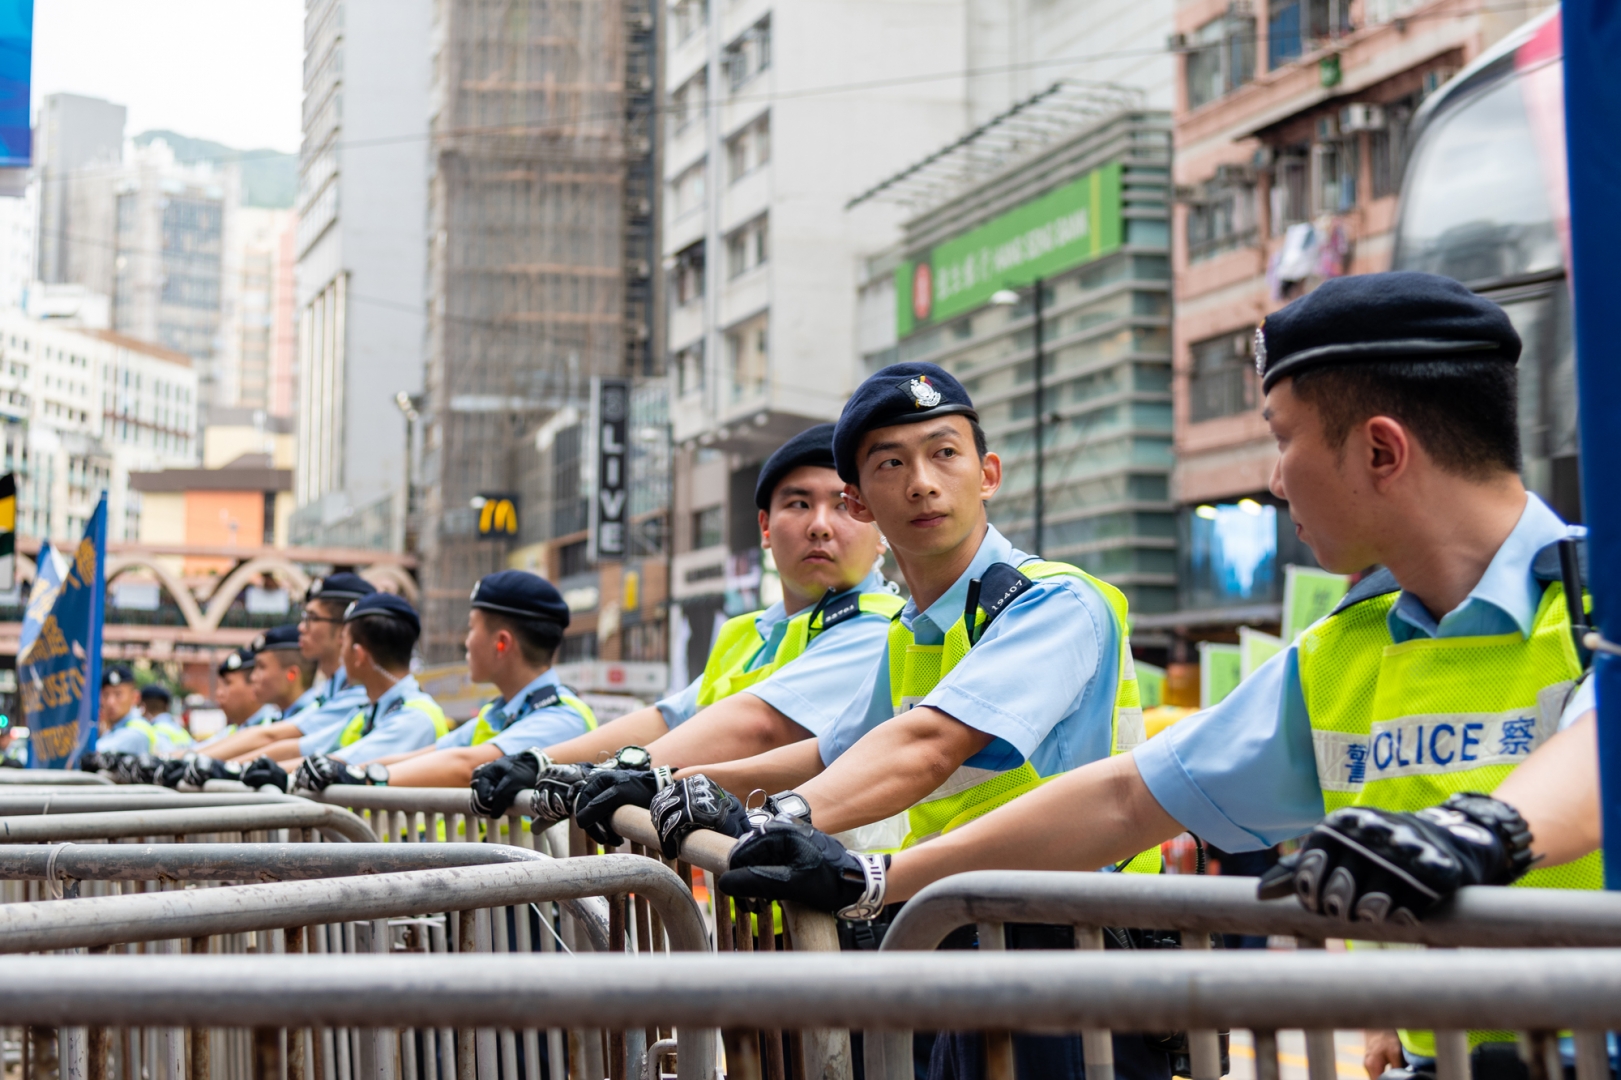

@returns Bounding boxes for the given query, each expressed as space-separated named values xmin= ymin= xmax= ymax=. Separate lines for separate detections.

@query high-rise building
xmin=35 ymin=93 xmax=125 ymax=290
xmin=292 ymin=0 xmax=431 ymax=547
xmin=416 ymin=0 xmax=662 ymax=663
xmin=219 ymin=205 xmax=296 ymax=415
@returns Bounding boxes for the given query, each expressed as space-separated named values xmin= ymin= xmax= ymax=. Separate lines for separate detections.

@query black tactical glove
xmin=649 ymin=775 xmax=753 ymax=859
xmin=181 ymin=755 xmax=245 ymax=789
xmin=1258 ymin=792 xmax=1535 ymax=923
xmin=111 ymin=753 xmax=163 ymax=785
xmin=469 ymin=748 xmax=553 ymax=818
xmin=240 ymin=756 xmax=290 ymax=793
xmin=572 ymin=748 xmax=671 ymax=848
xmin=155 ymin=757 xmax=191 ymax=788
xmin=78 ymin=751 xmax=107 ymax=773
xmin=528 ymin=763 xmax=596 ymax=830
xmin=295 ymin=754 xmax=380 ymax=792
xmin=718 ymin=818 xmax=891 ymax=920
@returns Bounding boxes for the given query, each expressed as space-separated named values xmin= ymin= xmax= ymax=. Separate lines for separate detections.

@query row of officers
xmin=82 ymin=273 xmax=1609 ymax=1080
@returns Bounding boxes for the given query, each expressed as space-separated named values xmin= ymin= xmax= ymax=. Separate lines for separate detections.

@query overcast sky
xmin=32 ymin=0 xmax=304 ymax=153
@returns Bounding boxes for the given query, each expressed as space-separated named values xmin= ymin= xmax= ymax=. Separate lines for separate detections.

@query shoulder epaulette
xmin=522 ymin=686 xmax=564 ymax=712
xmin=815 ymin=589 xmax=863 ymax=630
xmin=965 ymin=562 xmax=1035 ymax=645
xmin=1328 ymin=566 xmax=1400 ymax=617
xmin=1531 ymin=535 xmax=1587 ymax=584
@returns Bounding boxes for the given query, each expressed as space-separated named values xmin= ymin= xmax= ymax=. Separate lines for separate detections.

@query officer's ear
xmin=843 ymin=483 xmax=877 ymax=525
xmin=758 ymin=509 xmax=771 ymax=550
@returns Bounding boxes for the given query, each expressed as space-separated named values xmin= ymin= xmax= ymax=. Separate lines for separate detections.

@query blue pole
xmin=1563 ymin=0 xmax=1621 ymax=888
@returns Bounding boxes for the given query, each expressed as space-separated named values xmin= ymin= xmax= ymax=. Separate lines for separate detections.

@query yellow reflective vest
xmin=885 ymin=559 xmax=1159 ymax=872
xmin=468 ymin=685 xmax=598 ymax=745
xmin=338 ymin=693 xmax=451 ymax=748
xmin=1297 ymin=564 xmax=1601 ymax=1056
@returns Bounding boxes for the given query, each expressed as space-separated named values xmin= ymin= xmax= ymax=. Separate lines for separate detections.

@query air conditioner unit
xmin=1166 ymin=32 xmax=1188 ymax=51
xmin=1340 ymin=103 xmax=1387 ymax=132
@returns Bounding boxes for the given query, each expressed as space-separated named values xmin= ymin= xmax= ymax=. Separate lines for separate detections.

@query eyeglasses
xmin=298 ymin=610 xmax=343 ymax=626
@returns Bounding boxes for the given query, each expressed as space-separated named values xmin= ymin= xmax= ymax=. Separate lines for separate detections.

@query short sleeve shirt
xmin=1134 ymin=495 xmax=1590 ymax=853
xmin=331 ymin=675 xmax=444 ymax=764
xmin=816 ymin=525 xmax=1122 ymax=777
xmin=295 ymin=668 xmax=372 ymax=756
xmin=98 ymin=710 xmax=177 ymax=756
xmin=655 ymin=571 xmax=898 ymax=737
xmin=433 ymin=669 xmax=593 ymax=754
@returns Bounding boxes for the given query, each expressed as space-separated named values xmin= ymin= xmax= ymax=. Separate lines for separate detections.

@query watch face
xmin=774 ymin=793 xmax=811 ymax=823
xmin=365 ymin=764 xmax=390 ymax=785
xmin=615 ymin=746 xmax=652 ymax=770
xmin=344 ymin=764 xmax=368 ymax=783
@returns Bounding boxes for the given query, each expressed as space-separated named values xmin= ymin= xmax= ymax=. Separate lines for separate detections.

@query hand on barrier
xmin=469 ymin=748 xmax=553 ymax=818
xmin=718 ymin=817 xmax=891 ymax=921
xmin=78 ymin=751 xmax=106 ymax=774
xmin=110 ymin=753 xmax=161 ymax=785
xmin=649 ymin=775 xmax=753 ymax=859
xmin=181 ymin=755 xmax=245 ymax=789
xmin=573 ymin=749 xmax=673 ymax=848
xmin=527 ymin=762 xmax=595 ymax=830
xmin=1257 ymin=792 xmax=1534 ymax=923
xmin=156 ymin=757 xmax=191 ymax=788
xmin=296 ymin=754 xmax=384 ymax=792
xmin=241 ymin=755 xmax=290 ymax=793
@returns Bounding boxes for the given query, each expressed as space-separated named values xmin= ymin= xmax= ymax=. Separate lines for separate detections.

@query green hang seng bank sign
xmin=895 ymin=161 xmax=1124 ymax=338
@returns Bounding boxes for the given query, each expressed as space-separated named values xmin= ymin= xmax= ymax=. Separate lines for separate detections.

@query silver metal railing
xmin=0 ymin=769 xmax=114 ymax=786
xmin=1 ymin=950 xmax=1619 ymax=1076
xmin=0 ymin=853 xmax=710 ymax=1080
xmin=869 ymin=871 xmax=1621 ymax=1080
xmin=0 ymin=802 xmax=378 ymax=843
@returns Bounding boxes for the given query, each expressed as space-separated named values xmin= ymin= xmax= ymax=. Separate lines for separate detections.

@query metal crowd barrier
xmin=0 ymin=769 xmax=114 ymax=786
xmin=0 ymin=850 xmax=704 ymax=1080
xmin=2 ymin=950 xmax=1619 ymax=1080
xmin=868 ymin=871 xmax=1621 ymax=1080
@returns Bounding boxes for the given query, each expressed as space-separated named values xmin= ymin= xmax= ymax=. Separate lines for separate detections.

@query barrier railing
xmin=0 ymin=802 xmax=377 ymax=844
xmin=0 ymin=853 xmax=708 ymax=1080
xmin=0 ymin=769 xmax=113 ymax=786
xmin=870 ymin=871 xmax=1621 ymax=1080
xmin=1 ymin=950 xmax=1618 ymax=1080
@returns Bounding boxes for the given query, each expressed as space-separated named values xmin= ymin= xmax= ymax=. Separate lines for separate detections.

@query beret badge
xmin=906 ymin=376 xmax=942 ymax=409
xmin=1253 ymin=325 xmax=1267 ymax=377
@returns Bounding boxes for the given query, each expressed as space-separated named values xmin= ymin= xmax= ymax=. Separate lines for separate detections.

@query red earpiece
xmin=497 ymin=641 xmax=507 ymax=653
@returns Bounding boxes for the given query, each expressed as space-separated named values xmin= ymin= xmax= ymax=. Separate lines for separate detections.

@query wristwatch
xmin=365 ymin=763 xmax=390 ymax=786
xmin=612 ymin=746 xmax=653 ymax=771
xmin=769 ymin=790 xmax=813 ymax=825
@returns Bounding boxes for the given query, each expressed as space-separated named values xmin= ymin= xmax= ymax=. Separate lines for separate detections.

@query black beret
xmin=832 ymin=362 xmax=978 ymax=483
xmin=470 ymin=570 xmax=570 ymax=629
xmin=754 ymin=423 xmax=837 ymax=509
xmin=252 ymin=625 xmax=302 ymax=652
xmin=343 ymin=592 xmax=421 ymax=638
xmin=140 ymin=683 xmax=172 ymax=702
xmin=217 ymin=648 xmax=255 ymax=677
xmin=306 ymin=572 xmax=377 ymax=603
xmin=1257 ymin=272 xmax=1520 ymax=393
xmin=101 ymin=664 xmax=135 ymax=688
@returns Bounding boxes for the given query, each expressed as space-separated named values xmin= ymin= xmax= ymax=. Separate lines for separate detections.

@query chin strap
xmin=836 ymin=853 xmax=889 ymax=921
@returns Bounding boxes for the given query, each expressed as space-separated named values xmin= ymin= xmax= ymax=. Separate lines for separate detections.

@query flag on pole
xmin=19 ymin=537 xmax=67 ymax=658
xmin=0 ymin=472 xmax=15 ymax=591
xmin=19 ymin=494 xmax=107 ymax=768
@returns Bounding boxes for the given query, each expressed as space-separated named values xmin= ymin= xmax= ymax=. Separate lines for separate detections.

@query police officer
xmin=468 ymin=423 xmax=901 ymax=825
xmin=291 ymin=592 xmax=449 ymax=791
xmin=92 ymin=665 xmax=183 ymax=777
xmin=333 ymin=570 xmax=596 ymax=789
xmin=138 ymin=684 xmax=193 ymax=748
xmin=198 ymin=574 xmax=376 ymax=771
xmin=718 ymin=274 xmax=1598 ymax=1080
xmin=158 ymin=648 xmax=269 ymax=788
xmin=246 ymin=625 xmax=317 ymax=726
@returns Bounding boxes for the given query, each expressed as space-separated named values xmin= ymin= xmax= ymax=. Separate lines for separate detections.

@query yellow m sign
xmin=477 ymin=495 xmax=519 ymax=538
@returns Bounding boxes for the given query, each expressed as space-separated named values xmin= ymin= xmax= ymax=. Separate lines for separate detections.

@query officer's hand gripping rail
xmin=869 ymin=871 xmax=1621 ymax=1080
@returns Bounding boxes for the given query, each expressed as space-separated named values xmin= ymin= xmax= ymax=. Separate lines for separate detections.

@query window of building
xmin=674 ymin=340 xmax=705 ymax=397
xmin=725 ymin=312 xmax=769 ymax=404
xmin=672 ymin=241 xmax=705 ymax=306
xmin=671 ymin=160 xmax=706 ymax=218
xmin=693 ymin=505 xmax=724 ymax=550
xmin=726 ymin=216 xmax=768 ymax=279
xmin=726 ymin=113 xmax=770 ymax=183
xmin=671 ymin=0 xmax=707 ymax=41
xmin=724 ymin=18 xmax=771 ymax=92
xmin=558 ymin=539 xmax=590 ymax=578
xmin=670 ymin=68 xmax=708 ymax=136
xmin=1270 ymin=147 xmax=1310 ymax=233
xmin=1368 ymin=101 xmax=1414 ymax=199
xmin=1267 ymin=0 xmax=1353 ymax=68
xmin=1186 ymin=167 xmax=1258 ymax=262
xmin=1185 ymin=13 xmax=1255 ymax=110
xmin=1188 ymin=330 xmax=1257 ymax=422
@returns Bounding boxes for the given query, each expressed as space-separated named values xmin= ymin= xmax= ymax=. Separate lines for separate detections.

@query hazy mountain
xmin=132 ymin=129 xmax=296 ymax=210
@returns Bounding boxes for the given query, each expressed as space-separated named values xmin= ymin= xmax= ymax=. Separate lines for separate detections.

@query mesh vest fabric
xmin=694 ymin=592 xmax=906 ymax=707
xmin=886 ymin=559 xmax=1159 ymax=873
xmin=469 ymin=691 xmax=598 ymax=746
xmin=339 ymin=694 xmax=451 ymax=748
xmin=1297 ymin=582 xmax=1602 ymax=1055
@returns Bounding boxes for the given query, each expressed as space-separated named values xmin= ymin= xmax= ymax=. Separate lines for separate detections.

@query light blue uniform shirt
xmin=244 ymin=704 xmax=281 ymax=727
xmin=295 ymin=668 xmax=372 ymax=756
xmin=434 ymin=669 xmax=593 ymax=754
xmin=1136 ymin=495 xmax=1591 ymax=853
xmin=817 ymin=526 xmax=1122 ymax=777
xmin=329 ymin=675 xmax=443 ymax=764
xmin=655 ymin=570 xmax=896 ymax=737
xmin=281 ymin=682 xmax=323 ymax=722
xmin=98 ymin=709 xmax=179 ymax=756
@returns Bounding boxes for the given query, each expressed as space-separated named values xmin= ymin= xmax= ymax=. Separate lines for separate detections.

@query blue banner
xmin=20 ymin=495 xmax=106 ymax=767
xmin=19 ymin=537 xmax=65 ymax=658
xmin=0 ymin=1 xmax=31 ymax=168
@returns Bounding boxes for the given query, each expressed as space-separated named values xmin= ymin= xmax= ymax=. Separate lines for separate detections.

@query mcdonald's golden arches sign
xmin=475 ymin=494 xmax=519 ymax=538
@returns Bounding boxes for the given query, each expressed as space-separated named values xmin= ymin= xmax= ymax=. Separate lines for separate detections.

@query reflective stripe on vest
xmin=1297 ymin=580 xmax=1602 ymax=1056
xmin=157 ymin=722 xmax=194 ymax=747
xmin=122 ymin=717 xmax=161 ymax=752
xmin=469 ymin=686 xmax=599 ymax=746
xmin=339 ymin=693 xmax=452 ymax=748
xmin=695 ymin=590 xmax=907 ymax=708
xmin=886 ymin=559 xmax=1158 ymax=873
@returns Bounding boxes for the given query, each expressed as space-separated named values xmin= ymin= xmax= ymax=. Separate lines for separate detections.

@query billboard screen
xmin=0 ymin=1 xmax=32 ymax=169
xmin=894 ymin=161 xmax=1123 ymax=337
